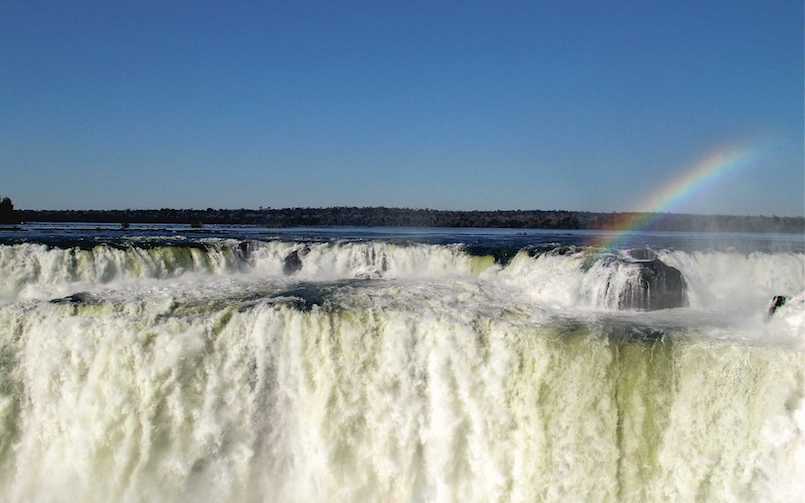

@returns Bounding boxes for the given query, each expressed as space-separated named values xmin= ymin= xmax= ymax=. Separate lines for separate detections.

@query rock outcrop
xmin=767 ymin=295 xmax=787 ymax=317
xmin=617 ymin=250 xmax=688 ymax=311
xmin=283 ymin=249 xmax=305 ymax=275
xmin=50 ymin=292 xmax=97 ymax=304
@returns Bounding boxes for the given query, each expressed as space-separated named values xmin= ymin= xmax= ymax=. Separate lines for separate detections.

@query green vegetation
xmin=0 ymin=196 xmax=18 ymax=224
xmin=14 ymin=206 xmax=805 ymax=233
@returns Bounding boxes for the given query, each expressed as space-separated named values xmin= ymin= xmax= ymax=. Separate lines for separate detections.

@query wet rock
xmin=768 ymin=295 xmax=787 ymax=317
xmin=50 ymin=292 xmax=96 ymax=304
xmin=238 ymin=241 xmax=251 ymax=260
xmin=283 ymin=249 xmax=305 ymax=275
xmin=618 ymin=259 xmax=688 ymax=311
xmin=528 ymin=245 xmax=580 ymax=258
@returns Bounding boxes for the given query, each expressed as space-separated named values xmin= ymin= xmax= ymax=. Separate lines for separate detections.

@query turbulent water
xmin=0 ymin=226 xmax=804 ymax=502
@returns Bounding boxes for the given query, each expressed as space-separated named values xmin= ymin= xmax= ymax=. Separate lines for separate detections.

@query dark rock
xmin=768 ymin=295 xmax=787 ymax=317
xmin=283 ymin=249 xmax=305 ymax=275
xmin=618 ymin=259 xmax=688 ymax=311
xmin=528 ymin=245 xmax=579 ymax=258
xmin=50 ymin=292 xmax=96 ymax=304
xmin=238 ymin=241 xmax=251 ymax=260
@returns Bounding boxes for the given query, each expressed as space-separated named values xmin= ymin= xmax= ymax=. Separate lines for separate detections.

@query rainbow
xmin=593 ymin=143 xmax=758 ymax=249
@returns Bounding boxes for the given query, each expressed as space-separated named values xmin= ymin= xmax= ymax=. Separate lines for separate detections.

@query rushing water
xmin=0 ymin=224 xmax=803 ymax=502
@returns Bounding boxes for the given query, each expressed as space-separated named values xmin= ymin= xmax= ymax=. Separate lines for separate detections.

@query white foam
xmin=0 ymin=298 xmax=800 ymax=502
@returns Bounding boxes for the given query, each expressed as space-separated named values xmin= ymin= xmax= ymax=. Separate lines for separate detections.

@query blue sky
xmin=1 ymin=1 xmax=802 ymax=215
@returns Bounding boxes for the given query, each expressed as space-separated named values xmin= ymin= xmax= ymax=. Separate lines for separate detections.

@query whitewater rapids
xmin=0 ymin=239 xmax=803 ymax=502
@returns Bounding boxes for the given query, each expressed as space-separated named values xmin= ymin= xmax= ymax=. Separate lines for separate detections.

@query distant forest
xmin=13 ymin=205 xmax=805 ymax=234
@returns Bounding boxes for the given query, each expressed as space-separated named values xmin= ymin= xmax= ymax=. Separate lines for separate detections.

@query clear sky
xmin=2 ymin=1 xmax=803 ymax=215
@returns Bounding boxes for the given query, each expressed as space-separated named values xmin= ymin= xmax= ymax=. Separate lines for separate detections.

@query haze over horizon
xmin=2 ymin=1 xmax=803 ymax=216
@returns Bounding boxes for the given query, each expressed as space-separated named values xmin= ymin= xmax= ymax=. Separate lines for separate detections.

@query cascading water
xmin=0 ymin=236 xmax=803 ymax=502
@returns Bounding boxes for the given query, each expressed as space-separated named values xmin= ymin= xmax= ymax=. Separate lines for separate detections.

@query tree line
xmin=13 ymin=205 xmax=805 ymax=234
xmin=0 ymin=196 xmax=18 ymax=224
